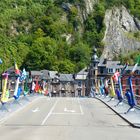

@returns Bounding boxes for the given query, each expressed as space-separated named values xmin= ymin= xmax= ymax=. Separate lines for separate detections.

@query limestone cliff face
xmin=83 ymin=0 xmax=98 ymax=17
xmin=62 ymin=2 xmax=140 ymax=59
xmin=102 ymin=6 xmax=140 ymax=59
xmin=62 ymin=0 xmax=98 ymax=41
xmin=77 ymin=0 xmax=97 ymax=23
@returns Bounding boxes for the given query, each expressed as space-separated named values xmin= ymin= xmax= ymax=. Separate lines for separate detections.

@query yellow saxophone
xmin=109 ymin=77 xmax=116 ymax=97
xmin=1 ymin=73 xmax=9 ymax=103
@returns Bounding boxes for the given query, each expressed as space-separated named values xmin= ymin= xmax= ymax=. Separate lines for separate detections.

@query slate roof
xmin=98 ymin=58 xmax=106 ymax=67
xmin=98 ymin=59 xmax=124 ymax=69
xmin=49 ymin=71 xmax=58 ymax=79
xmin=59 ymin=74 xmax=74 ymax=82
xmin=106 ymin=60 xmax=120 ymax=67
xmin=78 ymin=68 xmax=88 ymax=74
xmin=125 ymin=66 xmax=140 ymax=71
xmin=40 ymin=70 xmax=50 ymax=80
xmin=31 ymin=71 xmax=42 ymax=76
xmin=75 ymin=68 xmax=88 ymax=80
xmin=107 ymin=64 xmax=124 ymax=69
xmin=75 ymin=74 xmax=87 ymax=80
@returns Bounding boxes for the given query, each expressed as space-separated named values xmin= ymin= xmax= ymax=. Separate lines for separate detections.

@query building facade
xmin=74 ymin=68 xmax=88 ymax=97
xmin=97 ymin=58 xmax=140 ymax=99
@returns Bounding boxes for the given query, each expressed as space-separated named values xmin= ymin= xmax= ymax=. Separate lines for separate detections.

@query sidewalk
xmin=95 ymin=95 xmax=140 ymax=128
xmin=0 ymin=94 xmax=44 ymax=123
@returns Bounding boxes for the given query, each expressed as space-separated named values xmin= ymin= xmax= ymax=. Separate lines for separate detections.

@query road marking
xmin=41 ymin=98 xmax=59 ymax=125
xmin=32 ymin=107 xmax=40 ymax=113
xmin=52 ymin=112 xmax=83 ymax=115
xmin=78 ymin=98 xmax=84 ymax=115
xmin=64 ymin=107 xmax=76 ymax=113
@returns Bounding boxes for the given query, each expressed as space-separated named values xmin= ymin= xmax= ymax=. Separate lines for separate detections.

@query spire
xmin=90 ymin=47 xmax=99 ymax=67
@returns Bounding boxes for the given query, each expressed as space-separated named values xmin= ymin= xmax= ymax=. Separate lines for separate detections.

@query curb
xmin=95 ymin=97 xmax=140 ymax=128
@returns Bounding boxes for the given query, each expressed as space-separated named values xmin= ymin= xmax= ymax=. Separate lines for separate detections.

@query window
xmin=78 ymin=90 xmax=81 ymax=96
xmin=116 ymin=69 xmax=120 ymax=72
xmin=108 ymin=68 xmax=113 ymax=73
xmin=78 ymin=81 xmax=81 ymax=86
xmin=126 ymin=70 xmax=131 ymax=74
xmin=100 ymin=68 xmax=104 ymax=74
xmin=136 ymin=89 xmax=139 ymax=95
xmin=135 ymin=79 xmax=139 ymax=85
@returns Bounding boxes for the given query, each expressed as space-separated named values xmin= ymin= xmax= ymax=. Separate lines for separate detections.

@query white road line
xmin=78 ymin=98 xmax=84 ymax=115
xmin=41 ymin=98 xmax=59 ymax=125
xmin=64 ymin=107 xmax=76 ymax=113
xmin=51 ymin=112 xmax=83 ymax=115
xmin=32 ymin=107 xmax=40 ymax=113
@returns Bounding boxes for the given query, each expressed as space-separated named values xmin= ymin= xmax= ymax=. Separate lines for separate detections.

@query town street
xmin=0 ymin=97 xmax=140 ymax=140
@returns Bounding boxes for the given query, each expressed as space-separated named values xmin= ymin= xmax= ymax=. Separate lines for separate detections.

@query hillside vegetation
xmin=0 ymin=0 xmax=139 ymax=73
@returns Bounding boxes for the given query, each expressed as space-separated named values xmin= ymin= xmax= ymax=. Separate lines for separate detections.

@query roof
xmin=106 ymin=60 xmax=121 ymax=68
xmin=5 ymin=66 xmax=15 ymax=75
xmin=78 ymin=68 xmax=88 ymax=74
xmin=107 ymin=65 xmax=124 ymax=69
xmin=125 ymin=66 xmax=140 ymax=71
xmin=98 ymin=58 xmax=124 ymax=69
xmin=75 ymin=68 xmax=88 ymax=80
xmin=99 ymin=57 xmax=120 ymax=65
xmin=5 ymin=66 xmax=23 ymax=76
xmin=31 ymin=71 xmax=42 ymax=76
xmin=98 ymin=58 xmax=106 ymax=67
xmin=40 ymin=70 xmax=50 ymax=80
xmin=49 ymin=71 xmax=58 ymax=79
xmin=59 ymin=74 xmax=74 ymax=82
xmin=75 ymin=74 xmax=87 ymax=80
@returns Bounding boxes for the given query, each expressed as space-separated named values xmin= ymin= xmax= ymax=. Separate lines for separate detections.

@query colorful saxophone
xmin=125 ymin=62 xmax=138 ymax=113
xmin=13 ymin=62 xmax=22 ymax=100
xmin=100 ymin=78 xmax=105 ymax=96
xmin=109 ymin=77 xmax=116 ymax=98
xmin=127 ymin=76 xmax=137 ymax=106
xmin=1 ymin=73 xmax=9 ymax=103
xmin=13 ymin=76 xmax=21 ymax=100
xmin=20 ymin=68 xmax=28 ymax=96
xmin=112 ymin=64 xmax=128 ymax=105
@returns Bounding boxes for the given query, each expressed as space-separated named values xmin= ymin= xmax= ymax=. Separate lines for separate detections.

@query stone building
xmin=97 ymin=58 xmax=140 ymax=99
xmin=48 ymin=71 xmax=60 ymax=97
xmin=59 ymin=74 xmax=75 ymax=97
xmin=30 ymin=71 xmax=42 ymax=82
xmin=74 ymin=68 xmax=88 ymax=97
xmin=121 ymin=66 xmax=140 ymax=97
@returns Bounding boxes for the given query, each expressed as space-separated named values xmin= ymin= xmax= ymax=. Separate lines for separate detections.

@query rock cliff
xmin=102 ymin=6 xmax=140 ymax=59
xmin=77 ymin=0 xmax=97 ymax=23
xmin=67 ymin=1 xmax=140 ymax=60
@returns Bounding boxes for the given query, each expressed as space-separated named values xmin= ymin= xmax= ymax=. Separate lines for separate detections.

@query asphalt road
xmin=0 ymin=97 xmax=140 ymax=140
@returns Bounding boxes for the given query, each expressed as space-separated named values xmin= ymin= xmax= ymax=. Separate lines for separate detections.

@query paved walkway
xmin=96 ymin=95 xmax=140 ymax=128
